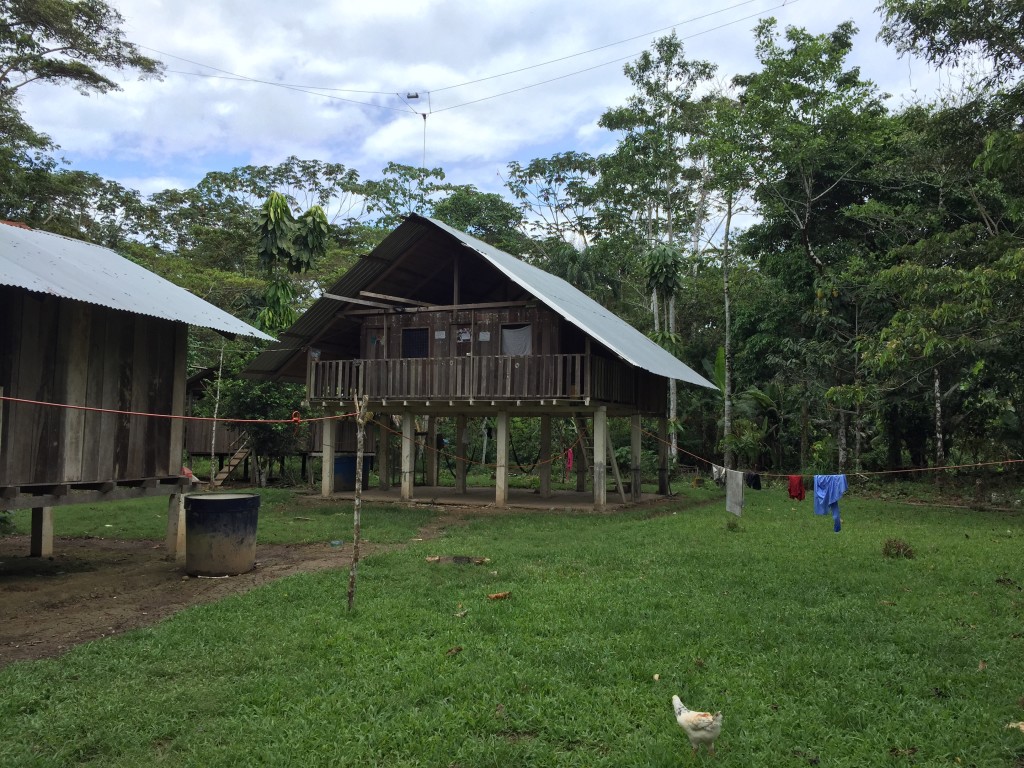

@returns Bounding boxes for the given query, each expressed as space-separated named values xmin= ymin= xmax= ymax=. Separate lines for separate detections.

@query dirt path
xmin=0 ymin=509 xmax=471 ymax=669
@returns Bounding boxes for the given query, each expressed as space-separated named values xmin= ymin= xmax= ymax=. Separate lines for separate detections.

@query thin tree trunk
xmin=800 ymin=398 xmax=809 ymax=470
xmin=722 ymin=193 xmax=735 ymax=470
xmin=837 ymin=411 xmax=848 ymax=472
xmin=348 ymin=396 xmax=369 ymax=611
xmin=668 ymin=294 xmax=677 ymax=465
xmin=933 ymin=367 xmax=945 ymax=467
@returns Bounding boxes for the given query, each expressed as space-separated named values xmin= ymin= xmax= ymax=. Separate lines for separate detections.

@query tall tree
xmin=0 ymin=0 xmax=162 ymax=141
xmin=598 ymin=32 xmax=717 ymax=463
xmin=733 ymin=19 xmax=889 ymax=471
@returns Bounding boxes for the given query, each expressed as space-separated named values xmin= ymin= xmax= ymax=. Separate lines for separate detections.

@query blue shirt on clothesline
xmin=813 ymin=474 xmax=848 ymax=532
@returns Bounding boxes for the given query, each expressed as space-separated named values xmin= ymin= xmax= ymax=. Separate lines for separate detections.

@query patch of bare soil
xmin=0 ymin=510 xmax=471 ymax=669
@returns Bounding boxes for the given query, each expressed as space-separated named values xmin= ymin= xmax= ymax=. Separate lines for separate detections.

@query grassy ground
xmin=2 ymin=481 xmax=1023 ymax=766
xmin=5 ymin=488 xmax=435 ymax=545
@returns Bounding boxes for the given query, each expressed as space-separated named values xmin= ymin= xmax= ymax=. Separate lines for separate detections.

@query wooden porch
xmin=309 ymin=354 xmax=657 ymax=408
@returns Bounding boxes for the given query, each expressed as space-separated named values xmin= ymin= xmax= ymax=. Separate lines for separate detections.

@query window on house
xmin=500 ymin=324 xmax=533 ymax=355
xmin=401 ymin=327 xmax=429 ymax=358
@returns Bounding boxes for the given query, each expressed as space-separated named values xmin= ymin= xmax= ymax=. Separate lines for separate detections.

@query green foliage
xmin=0 ymin=0 xmax=163 ymax=103
xmin=254 ymin=192 xmax=331 ymax=332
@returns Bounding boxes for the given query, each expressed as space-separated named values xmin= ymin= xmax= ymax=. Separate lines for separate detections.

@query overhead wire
xmin=144 ymin=0 xmax=800 ymax=117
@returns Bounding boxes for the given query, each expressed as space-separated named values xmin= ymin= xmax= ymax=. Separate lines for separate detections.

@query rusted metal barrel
xmin=184 ymin=493 xmax=259 ymax=576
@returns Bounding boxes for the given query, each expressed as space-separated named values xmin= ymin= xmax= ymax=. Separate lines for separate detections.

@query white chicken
xmin=671 ymin=695 xmax=723 ymax=757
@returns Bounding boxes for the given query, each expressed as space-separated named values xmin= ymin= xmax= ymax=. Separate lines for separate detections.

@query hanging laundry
xmin=566 ymin=448 xmax=574 ymax=473
xmin=787 ymin=475 xmax=805 ymax=501
xmin=744 ymin=472 xmax=762 ymax=490
xmin=711 ymin=464 xmax=726 ymax=487
xmin=726 ymin=468 xmax=744 ymax=516
xmin=813 ymin=474 xmax=848 ymax=532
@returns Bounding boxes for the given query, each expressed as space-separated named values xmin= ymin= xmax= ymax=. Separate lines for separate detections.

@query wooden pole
xmin=401 ymin=411 xmax=415 ymax=501
xmin=29 ymin=507 xmax=53 ymax=557
xmin=377 ymin=418 xmax=391 ymax=490
xmin=495 ymin=410 xmax=509 ymax=507
xmin=593 ymin=407 xmax=607 ymax=508
xmin=658 ymin=415 xmax=669 ymax=495
xmin=348 ymin=396 xmax=370 ymax=611
xmin=631 ymin=414 xmax=643 ymax=502
xmin=455 ymin=414 xmax=467 ymax=493
xmin=606 ymin=426 xmax=626 ymax=504
xmin=165 ymin=493 xmax=185 ymax=560
xmin=321 ymin=411 xmax=336 ymax=497
xmin=426 ymin=415 xmax=438 ymax=487
xmin=539 ymin=415 xmax=552 ymax=498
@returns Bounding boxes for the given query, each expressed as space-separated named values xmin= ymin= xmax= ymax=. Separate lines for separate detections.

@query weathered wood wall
xmin=0 ymin=287 xmax=187 ymax=487
xmin=361 ymin=306 xmax=560 ymax=359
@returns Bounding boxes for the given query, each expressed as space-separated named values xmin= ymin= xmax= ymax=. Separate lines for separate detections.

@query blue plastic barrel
xmin=334 ymin=454 xmax=373 ymax=491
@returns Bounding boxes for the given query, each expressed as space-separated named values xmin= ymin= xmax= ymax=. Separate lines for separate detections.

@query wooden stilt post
xmin=658 ymin=415 xmax=669 ymax=495
xmin=631 ymin=414 xmax=643 ymax=502
xmin=455 ymin=414 xmax=467 ymax=493
xmin=401 ymin=411 xmax=415 ymax=501
xmin=593 ymin=407 xmax=607 ymax=508
xmin=165 ymin=493 xmax=186 ymax=560
xmin=495 ymin=410 xmax=509 ymax=507
xmin=321 ymin=413 xmax=336 ymax=497
xmin=377 ymin=418 xmax=391 ymax=491
xmin=29 ymin=507 xmax=53 ymax=557
xmin=539 ymin=415 xmax=552 ymax=498
xmin=426 ymin=416 xmax=438 ymax=487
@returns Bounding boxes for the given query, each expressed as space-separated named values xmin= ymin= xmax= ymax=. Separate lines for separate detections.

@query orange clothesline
xmin=0 ymin=395 xmax=356 ymax=424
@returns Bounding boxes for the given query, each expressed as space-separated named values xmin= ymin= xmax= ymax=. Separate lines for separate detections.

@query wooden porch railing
xmin=309 ymin=354 xmax=595 ymax=402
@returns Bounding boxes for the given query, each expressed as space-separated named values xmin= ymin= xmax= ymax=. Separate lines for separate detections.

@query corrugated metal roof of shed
xmin=0 ymin=223 xmax=273 ymax=340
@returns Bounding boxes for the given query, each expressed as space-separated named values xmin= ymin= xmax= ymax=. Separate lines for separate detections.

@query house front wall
xmin=359 ymin=305 xmax=561 ymax=360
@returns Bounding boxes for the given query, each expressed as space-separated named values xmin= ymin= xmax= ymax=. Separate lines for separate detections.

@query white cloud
xmin=17 ymin=0 xmax=951 ymax=198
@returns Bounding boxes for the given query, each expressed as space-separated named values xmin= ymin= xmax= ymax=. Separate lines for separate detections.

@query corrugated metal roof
xmin=245 ymin=215 xmax=716 ymax=389
xmin=0 ymin=223 xmax=273 ymax=340
xmin=425 ymin=218 xmax=716 ymax=389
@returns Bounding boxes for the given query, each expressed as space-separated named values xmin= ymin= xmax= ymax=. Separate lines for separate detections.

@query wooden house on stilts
xmin=244 ymin=215 xmax=716 ymax=507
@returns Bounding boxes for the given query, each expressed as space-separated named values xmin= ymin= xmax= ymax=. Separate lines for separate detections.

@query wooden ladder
xmin=211 ymin=443 xmax=250 ymax=487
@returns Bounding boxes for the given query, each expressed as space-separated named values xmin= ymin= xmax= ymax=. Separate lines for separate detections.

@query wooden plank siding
xmin=0 ymin=287 xmax=185 ymax=489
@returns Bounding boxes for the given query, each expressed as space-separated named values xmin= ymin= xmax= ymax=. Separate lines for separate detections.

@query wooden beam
xmin=658 ymin=415 xmax=669 ymax=495
xmin=593 ymin=407 xmax=607 ymax=508
xmin=343 ymin=300 xmax=532 ymax=316
xmin=321 ymin=413 xmax=335 ymax=497
xmin=166 ymin=492 xmax=185 ymax=560
xmin=30 ymin=507 xmax=53 ymax=557
xmin=606 ymin=426 xmax=626 ymax=504
xmin=455 ymin=414 xmax=467 ymax=494
xmin=495 ymin=410 xmax=508 ymax=507
xmin=400 ymin=412 xmax=415 ymax=501
xmin=323 ymin=293 xmax=394 ymax=309
xmin=377 ymin=418 xmax=391 ymax=490
xmin=631 ymin=414 xmax=642 ymax=502
xmin=359 ymin=290 xmax=431 ymax=307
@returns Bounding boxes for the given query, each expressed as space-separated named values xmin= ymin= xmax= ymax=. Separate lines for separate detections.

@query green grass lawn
xmin=2 ymin=482 xmax=1023 ymax=766
xmin=5 ymin=487 xmax=435 ymax=545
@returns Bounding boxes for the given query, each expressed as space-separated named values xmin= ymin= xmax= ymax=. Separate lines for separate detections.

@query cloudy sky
xmin=20 ymin=0 xmax=952 ymax=200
